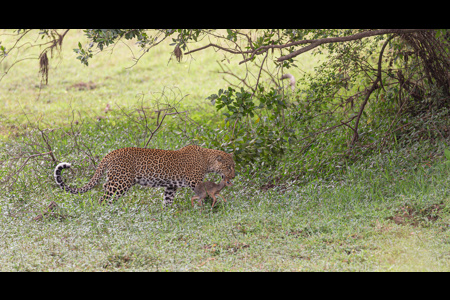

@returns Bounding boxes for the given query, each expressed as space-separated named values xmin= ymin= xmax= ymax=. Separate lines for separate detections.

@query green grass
xmin=1 ymin=116 xmax=450 ymax=271
xmin=0 ymin=30 xmax=319 ymax=140
xmin=2 ymin=30 xmax=450 ymax=271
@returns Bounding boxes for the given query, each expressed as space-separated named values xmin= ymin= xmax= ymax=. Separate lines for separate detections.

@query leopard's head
xmin=213 ymin=152 xmax=235 ymax=179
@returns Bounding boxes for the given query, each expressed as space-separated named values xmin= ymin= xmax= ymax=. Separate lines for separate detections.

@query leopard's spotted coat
xmin=54 ymin=145 xmax=235 ymax=205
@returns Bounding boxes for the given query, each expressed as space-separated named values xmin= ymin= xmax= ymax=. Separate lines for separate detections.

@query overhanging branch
xmin=276 ymin=29 xmax=427 ymax=63
xmin=183 ymin=29 xmax=429 ymax=65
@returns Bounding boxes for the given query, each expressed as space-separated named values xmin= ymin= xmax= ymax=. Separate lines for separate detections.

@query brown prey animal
xmin=191 ymin=177 xmax=233 ymax=208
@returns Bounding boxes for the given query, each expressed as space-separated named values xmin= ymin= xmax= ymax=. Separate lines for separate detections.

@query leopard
xmin=53 ymin=145 xmax=235 ymax=205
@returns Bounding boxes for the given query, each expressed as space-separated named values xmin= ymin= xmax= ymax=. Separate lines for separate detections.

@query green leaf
xmin=444 ymin=149 xmax=450 ymax=161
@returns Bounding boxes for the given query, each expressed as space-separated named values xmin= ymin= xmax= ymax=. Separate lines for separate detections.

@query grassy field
xmin=0 ymin=30 xmax=315 ymax=140
xmin=1 ymin=30 xmax=450 ymax=271
xmin=2 ymin=126 xmax=450 ymax=271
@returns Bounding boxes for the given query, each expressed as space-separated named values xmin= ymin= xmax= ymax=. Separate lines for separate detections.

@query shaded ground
xmin=387 ymin=203 xmax=445 ymax=227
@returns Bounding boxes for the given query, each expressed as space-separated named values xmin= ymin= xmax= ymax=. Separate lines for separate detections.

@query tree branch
xmin=276 ymin=29 xmax=428 ymax=62
xmin=183 ymin=30 xmax=429 ymax=66
xmin=350 ymin=35 xmax=394 ymax=147
xmin=144 ymin=111 xmax=188 ymax=148
xmin=184 ymin=43 xmax=248 ymax=56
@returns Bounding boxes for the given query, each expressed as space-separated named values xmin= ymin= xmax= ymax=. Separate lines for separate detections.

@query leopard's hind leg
xmin=99 ymin=173 xmax=135 ymax=204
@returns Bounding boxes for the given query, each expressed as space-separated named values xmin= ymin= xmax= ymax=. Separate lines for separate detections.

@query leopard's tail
xmin=54 ymin=160 xmax=107 ymax=194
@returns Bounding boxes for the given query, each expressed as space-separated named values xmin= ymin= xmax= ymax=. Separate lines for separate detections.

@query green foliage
xmin=208 ymin=87 xmax=254 ymax=120
xmin=0 ymin=42 xmax=5 ymax=57
xmin=445 ymin=149 xmax=450 ymax=161
xmin=200 ymin=86 xmax=295 ymax=168
xmin=73 ymin=41 xmax=93 ymax=66
xmin=73 ymin=29 xmax=206 ymax=66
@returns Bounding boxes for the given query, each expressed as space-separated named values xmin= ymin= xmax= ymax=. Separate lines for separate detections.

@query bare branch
xmin=2 ymin=151 xmax=53 ymax=188
xmin=126 ymin=32 xmax=169 ymax=69
xmin=144 ymin=111 xmax=187 ymax=148
xmin=251 ymin=50 xmax=269 ymax=98
xmin=37 ymin=126 xmax=57 ymax=163
xmin=184 ymin=43 xmax=248 ymax=56
xmin=216 ymin=60 xmax=254 ymax=91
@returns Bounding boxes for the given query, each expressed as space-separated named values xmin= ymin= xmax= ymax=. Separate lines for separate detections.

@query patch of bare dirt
xmin=32 ymin=201 xmax=67 ymax=221
xmin=387 ymin=203 xmax=445 ymax=226
xmin=260 ymin=177 xmax=287 ymax=193
xmin=201 ymin=242 xmax=249 ymax=254
xmin=67 ymin=81 xmax=97 ymax=91
xmin=286 ymin=229 xmax=310 ymax=238
xmin=222 ymin=242 xmax=249 ymax=253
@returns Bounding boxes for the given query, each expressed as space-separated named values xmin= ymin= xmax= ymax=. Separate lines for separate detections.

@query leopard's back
xmin=126 ymin=147 xmax=205 ymax=188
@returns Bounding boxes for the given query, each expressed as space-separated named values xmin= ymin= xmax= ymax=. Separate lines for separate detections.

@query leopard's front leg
xmin=163 ymin=186 xmax=178 ymax=205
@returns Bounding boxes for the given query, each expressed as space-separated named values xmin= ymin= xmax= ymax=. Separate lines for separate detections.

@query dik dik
xmin=191 ymin=177 xmax=233 ymax=208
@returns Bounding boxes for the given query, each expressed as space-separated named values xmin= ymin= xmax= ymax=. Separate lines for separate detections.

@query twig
xmin=126 ymin=32 xmax=169 ymax=69
xmin=144 ymin=111 xmax=188 ymax=148
xmin=216 ymin=61 xmax=254 ymax=91
xmin=251 ymin=50 xmax=269 ymax=98
xmin=231 ymin=118 xmax=240 ymax=140
xmin=293 ymin=115 xmax=359 ymax=145
xmin=184 ymin=43 xmax=246 ymax=56
xmin=341 ymin=120 xmax=357 ymax=134
xmin=2 ymin=151 xmax=53 ymax=188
